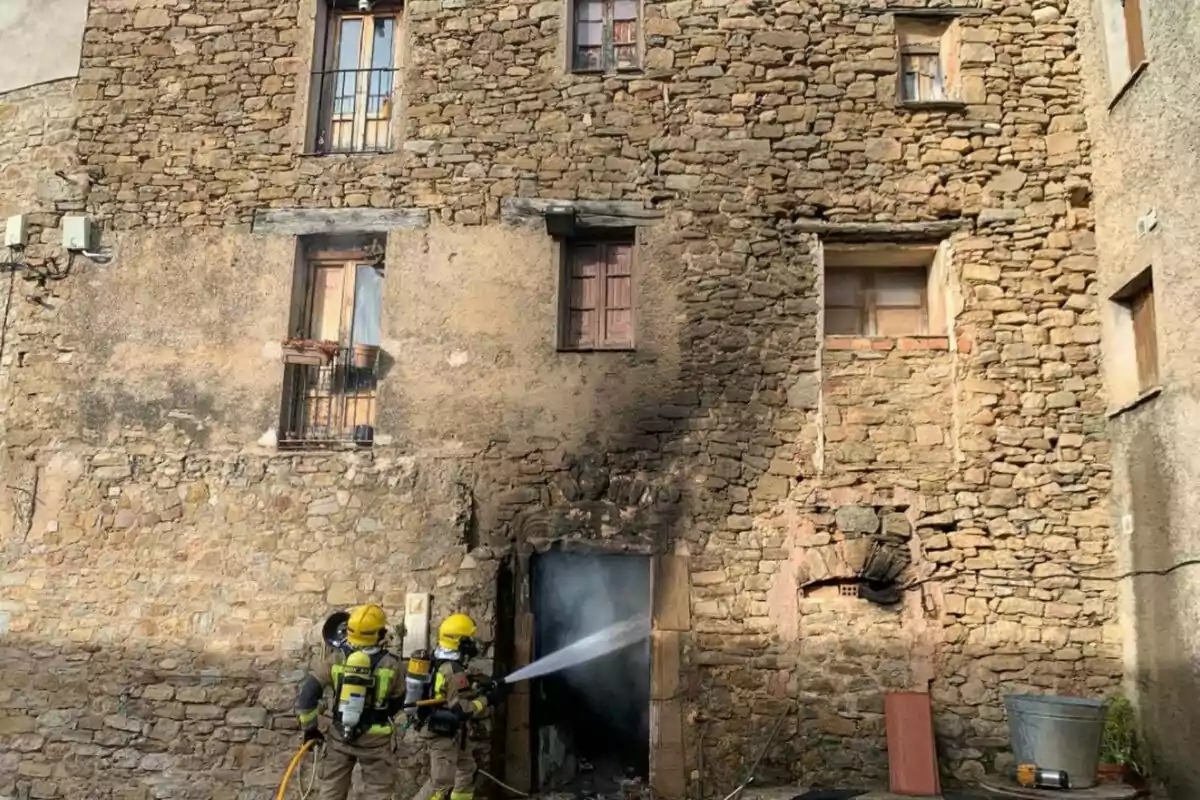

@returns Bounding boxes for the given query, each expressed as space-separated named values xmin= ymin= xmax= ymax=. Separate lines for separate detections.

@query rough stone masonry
xmin=0 ymin=0 xmax=1121 ymax=798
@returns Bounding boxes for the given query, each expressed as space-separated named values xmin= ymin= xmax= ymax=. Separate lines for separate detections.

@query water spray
xmin=503 ymin=613 xmax=652 ymax=684
xmin=401 ymin=613 xmax=653 ymax=713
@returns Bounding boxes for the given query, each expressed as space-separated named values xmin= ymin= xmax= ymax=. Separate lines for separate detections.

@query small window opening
xmin=559 ymin=231 xmax=635 ymax=351
xmin=572 ymin=0 xmax=641 ymax=73
xmin=1099 ymin=0 xmax=1148 ymax=93
xmin=1120 ymin=0 xmax=1146 ymax=70
xmin=279 ymin=234 xmax=384 ymax=448
xmin=896 ymin=16 xmax=961 ymax=104
xmin=825 ymin=268 xmax=929 ymax=337
xmin=312 ymin=1 xmax=402 ymax=154
xmin=1111 ymin=268 xmax=1159 ymax=400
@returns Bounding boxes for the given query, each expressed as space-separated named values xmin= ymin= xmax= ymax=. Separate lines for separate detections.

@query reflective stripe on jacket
xmin=295 ymin=648 xmax=406 ymax=741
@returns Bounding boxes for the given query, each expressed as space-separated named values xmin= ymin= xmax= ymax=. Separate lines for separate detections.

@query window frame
xmin=557 ymin=231 xmax=637 ymax=352
xmin=894 ymin=14 xmax=963 ymax=108
xmin=568 ymin=0 xmax=643 ymax=75
xmin=1120 ymin=0 xmax=1146 ymax=70
xmin=1117 ymin=271 xmax=1159 ymax=393
xmin=899 ymin=45 xmax=945 ymax=104
xmin=1107 ymin=266 xmax=1160 ymax=413
xmin=279 ymin=235 xmax=385 ymax=449
xmin=823 ymin=267 xmax=930 ymax=338
xmin=310 ymin=1 xmax=404 ymax=155
xmin=1098 ymin=0 xmax=1150 ymax=106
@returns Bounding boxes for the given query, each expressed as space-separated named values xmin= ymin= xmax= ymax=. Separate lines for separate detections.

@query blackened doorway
xmin=530 ymin=550 xmax=651 ymax=794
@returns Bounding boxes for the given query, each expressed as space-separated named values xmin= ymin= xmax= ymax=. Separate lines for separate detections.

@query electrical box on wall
xmin=4 ymin=215 xmax=27 ymax=248
xmin=62 ymin=216 xmax=94 ymax=251
xmin=1136 ymin=209 xmax=1158 ymax=238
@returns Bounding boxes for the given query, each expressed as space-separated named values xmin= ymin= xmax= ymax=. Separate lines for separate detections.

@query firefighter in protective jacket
xmin=296 ymin=604 xmax=407 ymax=800
xmin=410 ymin=613 xmax=505 ymax=800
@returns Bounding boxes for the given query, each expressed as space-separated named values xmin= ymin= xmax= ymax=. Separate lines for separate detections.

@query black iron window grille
xmin=313 ymin=67 xmax=397 ymax=154
xmin=279 ymin=346 xmax=379 ymax=448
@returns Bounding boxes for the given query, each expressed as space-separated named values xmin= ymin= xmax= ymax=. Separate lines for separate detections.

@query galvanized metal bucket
xmin=1004 ymin=693 xmax=1108 ymax=789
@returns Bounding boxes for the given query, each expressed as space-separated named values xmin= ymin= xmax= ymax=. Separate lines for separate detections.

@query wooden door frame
xmin=499 ymin=542 xmax=689 ymax=799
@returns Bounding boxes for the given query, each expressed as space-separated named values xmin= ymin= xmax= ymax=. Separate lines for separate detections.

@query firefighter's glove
xmin=485 ymin=680 xmax=508 ymax=705
xmin=303 ymin=728 xmax=325 ymax=746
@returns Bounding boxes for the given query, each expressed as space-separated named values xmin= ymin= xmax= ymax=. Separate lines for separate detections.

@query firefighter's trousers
xmin=411 ymin=734 xmax=476 ymax=800
xmin=317 ymin=735 xmax=396 ymax=800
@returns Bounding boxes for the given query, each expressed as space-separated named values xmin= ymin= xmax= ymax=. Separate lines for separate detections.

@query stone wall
xmin=0 ymin=0 xmax=1128 ymax=797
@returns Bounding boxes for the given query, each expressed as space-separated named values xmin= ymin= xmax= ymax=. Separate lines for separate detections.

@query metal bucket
xmin=1004 ymin=693 xmax=1107 ymax=789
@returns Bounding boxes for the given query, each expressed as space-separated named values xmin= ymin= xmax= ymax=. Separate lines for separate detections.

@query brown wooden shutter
xmin=1132 ymin=286 xmax=1158 ymax=390
xmin=567 ymin=244 xmax=602 ymax=348
xmin=602 ymin=242 xmax=633 ymax=347
xmin=1123 ymin=0 xmax=1146 ymax=68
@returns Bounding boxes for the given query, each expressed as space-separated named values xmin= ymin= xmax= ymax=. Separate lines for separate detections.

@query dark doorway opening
xmin=531 ymin=550 xmax=651 ymax=794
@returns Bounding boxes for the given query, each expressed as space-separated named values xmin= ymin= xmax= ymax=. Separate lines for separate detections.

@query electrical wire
xmin=897 ymin=556 xmax=1200 ymax=593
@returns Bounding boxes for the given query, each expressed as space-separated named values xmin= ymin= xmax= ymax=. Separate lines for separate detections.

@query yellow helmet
xmin=438 ymin=613 xmax=477 ymax=651
xmin=346 ymin=604 xmax=387 ymax=648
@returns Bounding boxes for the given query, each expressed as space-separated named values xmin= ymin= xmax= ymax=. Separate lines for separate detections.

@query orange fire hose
xmin=276 ymin=739 xmax=318 ymax=800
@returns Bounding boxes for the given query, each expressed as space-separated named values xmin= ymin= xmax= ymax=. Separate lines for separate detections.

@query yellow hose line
xmin=276 ymin=740 xmax=317 ymax=800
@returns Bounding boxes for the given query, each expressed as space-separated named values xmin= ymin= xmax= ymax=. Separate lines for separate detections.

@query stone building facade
xmin=1077 ymin=2 xmax=1200 ymax=797
xmin=1 ymin=0 xmax=1125 ymax=798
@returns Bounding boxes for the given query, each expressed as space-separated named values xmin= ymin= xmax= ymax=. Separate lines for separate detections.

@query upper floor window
xmin=312 ymin=1 xmax=402 ymax=154
xmin=280 ymin=235 xmax=385 ymax=448
xmin=1109 ymin=267 xmax=1159 ymax=408
xmin=571 ymin=0 xmax=640 ymax=73
xmin=825 ymin=268 xmax=929 ymax=337
xmin=895 ymin=16 xmax=962 ymax=105
xmin=1098 ymin=0 xmax=1148 ymax=98
xmin=821 ymin=243 xmax=952 ymax=339
xmin=559 ymin=233 xmax=635 ymax=351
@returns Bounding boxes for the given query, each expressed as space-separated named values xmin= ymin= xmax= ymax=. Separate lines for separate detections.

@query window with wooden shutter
xmin=1121 ymin=0 xmax=1146 ymax=69
xmin=560 ymin=238 xmax=635 ymax=351
xmin=824 ymin=267 xmax=928 ymax=337
xmin=1130 ymin=281 xmax=1158 ymax=391
xmin=572 ymin=0 xmax=641 ymax=73
xmin=896 ymin=17 xmax=960 ymax=104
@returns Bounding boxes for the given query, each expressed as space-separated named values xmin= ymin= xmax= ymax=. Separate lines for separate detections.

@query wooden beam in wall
xmin=654 ymin=554 xmax=691 ymax=632
xmin=650 ymin=697 xmax=687 ymax=800
xmin=650 ymin=555 xmax=688 ymax=800
xmin=250 ymin=207 xmax=430 ymax=236
xmin=504 ymin=690 xmax=532 ymax=793
xmin=651 ymin=631 xmax=681 ymax=702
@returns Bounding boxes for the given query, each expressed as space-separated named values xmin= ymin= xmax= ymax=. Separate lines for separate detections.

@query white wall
xmin=0 ymin=0 xmax=89 ymax=94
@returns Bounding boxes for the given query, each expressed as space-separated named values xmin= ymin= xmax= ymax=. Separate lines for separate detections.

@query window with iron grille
xmin=311 ymin=1 xmax=402 ymax=154
xmin=571 ymin=0 xmax=641 ymax=73
xmin=280 ymin=235 xmax=385 ymax=448
xmin=824 ymin=267 xmax=929 ymax=337
xmin=559 ymin=235 xmax=635 ymax=350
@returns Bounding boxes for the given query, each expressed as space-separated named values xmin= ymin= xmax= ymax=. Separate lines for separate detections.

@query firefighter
xmin=296 ymin=604 xmax=407 ymax=800
xmin=411 ymin=613 xmax=505 ymax=800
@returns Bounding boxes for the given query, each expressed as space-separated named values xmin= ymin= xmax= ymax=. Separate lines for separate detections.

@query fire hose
xmin=275 ymin=697 xmax=529 ymax=799
xmin=275 ymin=739 xmax=319 ymax=800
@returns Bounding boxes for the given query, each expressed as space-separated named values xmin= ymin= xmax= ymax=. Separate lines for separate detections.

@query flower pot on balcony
xmin=281 ymin=339 xmax=338 ymax=366
xmin=352 ymin=344 xmax=380 ymax=370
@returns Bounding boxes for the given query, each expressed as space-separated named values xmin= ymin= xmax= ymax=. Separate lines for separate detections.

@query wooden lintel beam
xmin=251 ymin=208 xmax=430 ymax=236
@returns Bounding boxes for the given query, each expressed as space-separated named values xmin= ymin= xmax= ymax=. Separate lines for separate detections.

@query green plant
xmin=1100 ymin=695 xmax=1146 ymax=776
